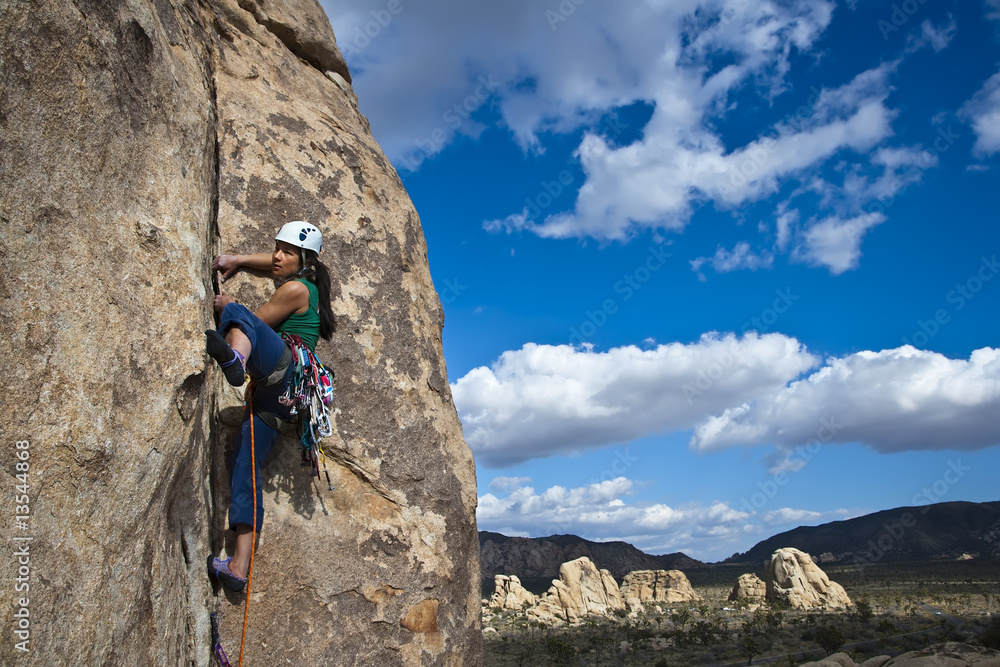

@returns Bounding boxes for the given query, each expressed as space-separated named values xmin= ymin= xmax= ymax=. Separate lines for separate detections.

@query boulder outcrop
xmin=529 ymin=557 xmax=625 ymax=623
xmin=480 ymin=531 xmax=704 ymax=581
xmin=798 ymin=642 xmax=1000 ymax=666
xmin=765 ymin=548 xmax=852 ymax=609
xmin=729 ymin=572 xmax=767 ymax=601
xmin=621 ymin=569 xmax=699 ymax=609
xmin=0 ymin=1 xmax=480 ymax=664
xmin=489 ymin=574 xmax=537 ymax=611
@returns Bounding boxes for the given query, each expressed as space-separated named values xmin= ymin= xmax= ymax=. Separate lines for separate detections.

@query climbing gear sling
xmin=278 ymin=333 xmax=335 ymax=491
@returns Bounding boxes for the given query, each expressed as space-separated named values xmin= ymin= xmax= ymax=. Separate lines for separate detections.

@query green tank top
xmin=277 ymin=279 xmax=320 ymax=351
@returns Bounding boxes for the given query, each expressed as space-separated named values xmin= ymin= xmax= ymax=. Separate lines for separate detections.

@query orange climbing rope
xmin=238 ymin=384 xmax=258 ymax=667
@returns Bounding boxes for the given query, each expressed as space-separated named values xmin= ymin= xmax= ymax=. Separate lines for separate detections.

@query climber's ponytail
xmin=299 ymin=249 xmax=335 ymax=340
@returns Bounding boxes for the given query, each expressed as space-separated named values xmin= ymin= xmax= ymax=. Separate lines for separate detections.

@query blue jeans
xmin=218 ymin=303 xmax=293 ymax=531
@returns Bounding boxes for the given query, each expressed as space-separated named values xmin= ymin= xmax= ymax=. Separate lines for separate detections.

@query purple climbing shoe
xmin=209 ymin=556 xmax=247 ymax=593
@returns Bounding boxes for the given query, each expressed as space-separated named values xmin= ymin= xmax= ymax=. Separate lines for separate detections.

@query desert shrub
xmin=981 ymin=617 xmax=1000 ymax=650
xmin=877 ymin=618 xmax=897 ymax=638
xmin=855 ymin=598 xmax=874 ymax=626
xmin=741 ymin=635 xmax=761 ymax=664
xmin=671 ymin=608 xmax=691 ymax=628
xmin=544 ymin=635 xmax=576 ymax=665
xmin=814 ymin=625 xmax=846 ymax=656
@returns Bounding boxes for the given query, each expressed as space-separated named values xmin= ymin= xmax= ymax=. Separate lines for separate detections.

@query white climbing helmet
xmin=275 ymin=221 xmax=323 ymax=254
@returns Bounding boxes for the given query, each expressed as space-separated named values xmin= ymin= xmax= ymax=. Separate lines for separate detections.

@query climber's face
xmin=272 ymin=240 xmax=302 ymax=279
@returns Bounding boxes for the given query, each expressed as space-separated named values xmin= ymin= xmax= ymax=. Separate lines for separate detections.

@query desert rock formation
xmin=0 ymin=1 xmax=480 ymax=664
xmin=729 ymin=572 xmax=767 ymax=601
xmin=766 ymin=548 xmax=852 ymax=609
xmin=529 ymin=557 xmax=625 ymax=623
xmin=480 ymin=531 xmax=704 ymax=580
xmin=799 ymin=642 xmax=1000 ymax=666
xmin=621 ymin=569 xmax=700 ymax=609
xmin=489 ymin=574 xmax=537 ymax=611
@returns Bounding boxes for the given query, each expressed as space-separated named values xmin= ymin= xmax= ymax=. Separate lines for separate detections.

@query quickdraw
xmin=210 ymin=612 xmax=232 ymax=667
xmin=279 ymin=333 xmax=335 ymax=491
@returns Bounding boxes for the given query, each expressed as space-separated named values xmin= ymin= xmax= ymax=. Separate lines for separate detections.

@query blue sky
xmin=321 ymin=0 xmax=1000 ymax=562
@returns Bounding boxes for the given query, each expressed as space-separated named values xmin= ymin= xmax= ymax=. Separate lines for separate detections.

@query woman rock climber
xmin=205 ymin=221 xmax=335 ymax=592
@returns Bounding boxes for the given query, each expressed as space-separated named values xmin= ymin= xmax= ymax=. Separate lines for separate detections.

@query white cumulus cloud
xmin=526 ymin=60 xmax=898 ymax=241
xmin=452 ymin=333 xmax=818 ymax=467
xmin=761 ymin=507 xmax=852 ymax=526
xmin=325 ymin=1 xmax=937 ymax=273
xmin=905 ymin=17 xmax=958 ymax=53
xmin=691 ymin=346 xmax=1000 ymax=454
xmin=455 ymin=338 xmax=1000 ymax=468
xmin=987 ymin=0 xmax=1000 ymax=24
xmin=792 ymin=211 xmax=886 ymax=274
xmin=961 ymin=70 xmax=1000 ymax=156
xmin=477 ymin=476 xmax=859 ymax=560
xmin=691 ymin=241 xmax=774 ymax=279
xmin=488 ymin=476 xmax=533 ymax=493
xmin=477 ymin=476 xmax=752 ymax=559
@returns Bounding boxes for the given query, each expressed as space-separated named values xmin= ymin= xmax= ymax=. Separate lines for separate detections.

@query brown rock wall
xmin=0 ymin=1 xmax=480 ymax=664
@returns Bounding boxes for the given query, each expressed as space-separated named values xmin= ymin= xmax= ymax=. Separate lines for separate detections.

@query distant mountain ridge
xmin=724 ymin=500 xmax=1000 ymax=565
xmin=479 ymin=531 xmax=705 ymax=588
xmin=479 ymin=501 xmax=1000 ymax=589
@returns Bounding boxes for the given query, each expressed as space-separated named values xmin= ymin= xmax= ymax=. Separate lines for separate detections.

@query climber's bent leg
xmin=217 ymin=303 xmax=287 ymax=381
xmin=225 ymin=326 xmax=251 ymax=364
xmin=206 ymin=328 xmax=247 ymax=387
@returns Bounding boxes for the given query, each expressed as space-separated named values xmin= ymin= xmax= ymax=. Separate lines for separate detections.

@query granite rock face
xmin=620 ymin=569 xmax=699 ymax=609
xmin=765 ymin=548 xmax=852 ymax=609
xmin=729 ymin=572 xmax=767 ymax=601
xmin=0 ymin=1 xmax=480 ymax=665
xmin=529 ymin=557 xmax=625 ymax=624
xmin=798 ymin=642 xmax=1000 ymax=666
xmin=488 ymin=575 xmax=537 ymax=611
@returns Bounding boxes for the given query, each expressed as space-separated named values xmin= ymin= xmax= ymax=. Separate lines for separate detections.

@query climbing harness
xmin=278 ymin=333 xmax=335 ymax=491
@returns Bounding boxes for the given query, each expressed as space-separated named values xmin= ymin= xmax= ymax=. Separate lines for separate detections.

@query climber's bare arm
xmin=213 ymin=253 xmax=272 ymax=281
xmin=254 ymin=280 xmax=309 ymax=327
xmin=212 ymin=273 xmax=308 ymax=320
